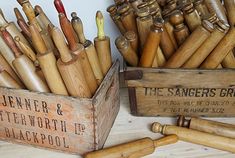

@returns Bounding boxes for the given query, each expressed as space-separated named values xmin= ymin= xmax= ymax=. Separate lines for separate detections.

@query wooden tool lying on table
xmin=84 ymin=135 xmax=178 ymax=158
xmin=152 ymin=122 xmax=235 ymax=153
xmin=178 ymin=116 xmax=235 ymax=139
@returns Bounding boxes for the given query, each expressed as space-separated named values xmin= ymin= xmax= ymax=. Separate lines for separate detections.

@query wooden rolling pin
xmin=159 ymin=18 xmax=176 ymax=59
xmin=52 ymin=26 xmax=91 ymax=98
xmin=194 ymin=0 xmax=209 ymax=18
xmin=0 ymin=53 xmax=24 ymax=87
xmin=152 ymin=122 xmax=235 ymax=153
xmin=0 ymin=12 xmax=30 ymax=47
xmin=84 ymin=135 xmax=178 ymax=158
xmin=124 ymin=31 xmax=138 ymax=54
xmin=204 ymin=0 xmax=228 ymax=24
xmin=169 ymin=10 xmax=190 ymax=46
xmin=178 ymin=116 xmax=235 ymax=139
xmin=1 ymin=28 xmax=49 ymax=93
xmin=0 ymin=33 xmax=17 ymax=71
xmin=14 ymin=7 xmax=31 ymax=40
xmin=18 ymin=0 xmax=41 ymax=31
xmin=71 ymin=13 xmax=104 ymax=85
xmin=164 ymin=20 xmax=213 ymax=68
xmin=59 ymin=13 xmax=79 ymax=51
xmin=29 ymin=23 xmax=68 ymax=95
xmin=0 ymin=65 xmax=22 ymax=89
xmin=14 ymin=7 xmax=26 ymax=24
xmin=116 ymin=36 xmax=139 ymax=67
xmin=107 ymin=5 xmax=126 ymax=35
xmin=224 ymin=0 xmax=235 ymax=26
xmin=200 ymin=26 xmax=235 ymax=69
xmin=94 ymin=11 xmax=112 ymax=75
xmin=35 ymin=5 xmax=53 ymax=32
xmin=118 ymin=3 xmax=138 ymax=33
xmin=139 ymin=18 xmax=163 ymax=67
xmin=54 ymin=0 xmax=67 ymax=18
xmin=183 ymin=20 xmax=229 ymax=68
xmin=182 ymin=2 xmax=201 ymax=32
xmin=136 ymin=7 xmax=153 ymax=50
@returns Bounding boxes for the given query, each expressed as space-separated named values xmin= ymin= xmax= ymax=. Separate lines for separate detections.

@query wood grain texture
xmin=85 ymin=42 xmax=104 ymax=85
xmin=183 ymin=24 xmax=228 ymax=68
xmin=94 ymin=36 xmax=112 ymax=75
xmin=59 ymin=13 xmax=78 ymax=51
xmin=37 ymin=51 xmax=68 ymax=96
xmin=0 ymin=60 xmax=119 ymax=155
xmin=72 ymin=45 xmax=98 ymax=96
xmin=178 ymin=116 xmax=235 ymax=139
xmin=0 ymin=70 xmax=22 ymax=89
xmin=139 ymin=25 xmax=162 ymax=67
xmin=222 ymin=51 xmax=235 ymax=68
xmin=204 ymin=0 xmax=228 ymax=24
xmin=0 ymin=53 xmax=23 ymax=87
xmin=125 ymin=67 xmax=235 ymax=117
xmin=0 ymin=89 xmax=235 ymax=158
xmin=201 ymin=27 xmax=235 ymax=69
xmin=164 ymin=24 xmax=211 ymax=68
xmin=152 ymin=123 xmax=235 ymax=153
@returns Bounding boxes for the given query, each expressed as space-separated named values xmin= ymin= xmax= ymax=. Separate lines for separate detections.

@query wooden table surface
xmin=0 ymin=88 xmax=234 ymax=158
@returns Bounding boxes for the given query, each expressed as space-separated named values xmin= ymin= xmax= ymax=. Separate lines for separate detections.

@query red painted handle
xmin=54 ymin=0 xmax=67 ymax=17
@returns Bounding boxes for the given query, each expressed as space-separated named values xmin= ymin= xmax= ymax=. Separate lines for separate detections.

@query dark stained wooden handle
xmin=1 ymin=29 xmax=22 ymax=57
xmin=59 ymin=13 xmax=78 ymax=51
xmin=17 ymin=19 xmax=31 ymax=39
xmin=14 ymin=8 xmax=27 ymax=24
xmin=54 ymin=0 xmax=67 ymax=17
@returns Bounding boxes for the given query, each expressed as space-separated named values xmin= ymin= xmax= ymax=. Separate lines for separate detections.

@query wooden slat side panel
xmin=135 ymin=87 xmax=235 ymax=117
xmin=126 ymin=68 xmax=235 ymax=88
xmin=0 ymin=87 xmax=95 ymax=155
xmin=94 ymin=60 xmax=120 ymax=149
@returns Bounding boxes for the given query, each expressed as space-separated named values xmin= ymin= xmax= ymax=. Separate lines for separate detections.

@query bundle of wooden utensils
xmin=0 ymin=0 xmax=112 ymax=98
xmin=107 ymin=0 xmax=235 ymax=69
xmin=84 ymin=116 xmax=235 ymax=158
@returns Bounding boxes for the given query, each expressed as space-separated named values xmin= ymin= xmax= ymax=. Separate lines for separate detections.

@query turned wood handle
xmin=22 ymin=2 xmax=36 ymax=23
xmin=1 ymin=28 xmax=22 ymax=57
xmin=96 ymin=11 xmax=105 ymax=40
xmin=17 ymin=19 xmax=31 ymax=39
xmin=59 ymin=13 xmax=78 ymax=51
xmin=17 ymin=0 xmax=29 ymax=6
xmin=152 ymin=122 xmax=235 ymax=153
xmin=51 ymin=26 xmax=73 ymax=63
xmin=15 ymin=36 xmax=37 ymax=64
xmin=34 ymin=5 xmax=43 ymax=15
xmin=54 ymin=0 xmax=67 ymax=17
xmin=29 ymin=23 xmax=47 ymax=54
xmin=71 ymin=12 xmax=87 ymax=44
xmin=14 ymin=8 xmax=26 ymax=24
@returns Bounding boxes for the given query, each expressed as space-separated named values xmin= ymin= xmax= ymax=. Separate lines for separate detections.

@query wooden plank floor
xmin=0 ymin=88 xmax=234 ymax=158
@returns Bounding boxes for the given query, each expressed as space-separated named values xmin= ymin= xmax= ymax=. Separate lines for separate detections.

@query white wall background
xmin=0 ymin=0 xmax=122 ymax=63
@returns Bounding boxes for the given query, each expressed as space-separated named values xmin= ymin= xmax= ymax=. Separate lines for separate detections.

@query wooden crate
xmin=0 ymin=60 xmax=120 ymax=155
xmin=124 ymin=66 xmax=235 ymax=117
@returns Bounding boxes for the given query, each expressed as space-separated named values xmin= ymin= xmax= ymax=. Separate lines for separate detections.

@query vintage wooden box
xmin=0 ymin=60 xmax=120 ymax=155
xmin=124 ymin=65 xmax=235 ymax=117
